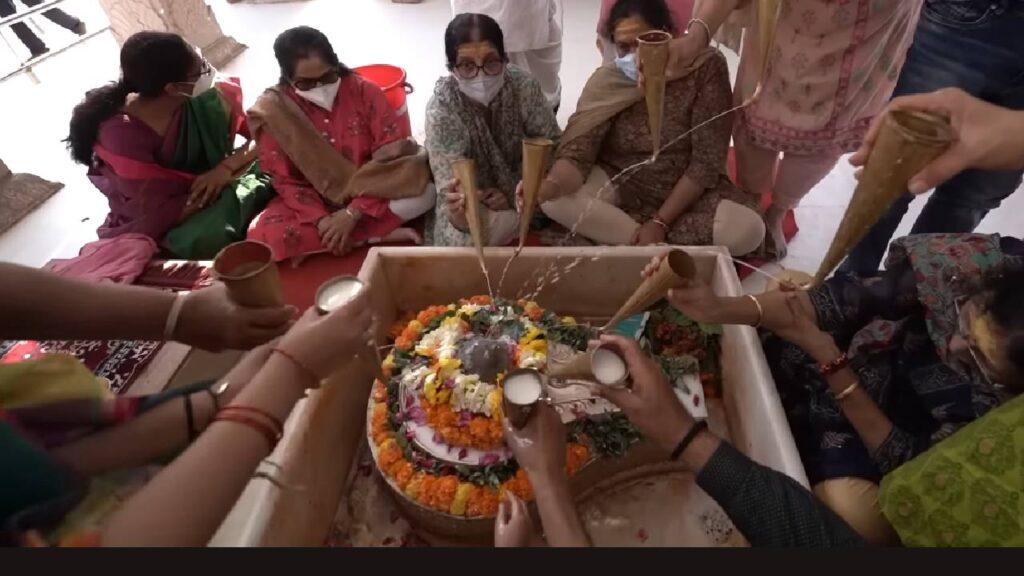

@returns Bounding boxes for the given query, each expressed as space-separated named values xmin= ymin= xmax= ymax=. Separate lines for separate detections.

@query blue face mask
xmin=615 ymin=52 xmax=639 ymax=83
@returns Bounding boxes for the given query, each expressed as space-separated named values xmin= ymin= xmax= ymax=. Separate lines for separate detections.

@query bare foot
xmin=382 ymin=227 xmax=423 ymax=245
xmin=763 ymin=210 xmax=788 ymax=260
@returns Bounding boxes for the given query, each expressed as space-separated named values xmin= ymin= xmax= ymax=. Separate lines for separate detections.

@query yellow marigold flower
xmin=408 ymin=320 xmax=424 ymax=332
xmin=562 ymin=316 xmax=577 ymax=325
xmin=405 ymin=473 xmax=426 ymax=500
xmin=450 ymin=483 xmax=474 ymax=516
xmin=486 ymin=388 xmax=503 ymax=419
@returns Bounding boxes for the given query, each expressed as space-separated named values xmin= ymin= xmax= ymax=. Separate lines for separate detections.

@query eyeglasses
xmin=454 ymin=59 xmax=504 ymax=80
xmin=292 ymin=68 xmax=340 ymax=91
xmin=186 ymin=58 xmax=213 ymax=82
xmin=954 ymin=294 xmax=1000 ymax=388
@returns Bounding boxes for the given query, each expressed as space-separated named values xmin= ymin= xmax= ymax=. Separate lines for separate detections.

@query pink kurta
xmin=736 ymin=0 xmax=922 ymax=156
xmin=248 ymin=75 xmax=407 ymax=261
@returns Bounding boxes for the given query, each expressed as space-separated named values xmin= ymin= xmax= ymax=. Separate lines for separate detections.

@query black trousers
xmin=1 ymin=0 xmax=83 ymax=56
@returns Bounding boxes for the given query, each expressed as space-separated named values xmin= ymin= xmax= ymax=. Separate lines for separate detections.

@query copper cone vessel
xmin=814 ymin=110 xmax=954 ymax=284
xmin=605 ymin=249 xmax=697 ymax=329
xmin=637 ymin=30 xmax=672 ymax=156
xmin=451 ymin=159 xmax=488 ymax=261
xmin=518 ymin=138 xmax=554 ymax=250
xmin=213 ymin=240 xmax=284 ymax=308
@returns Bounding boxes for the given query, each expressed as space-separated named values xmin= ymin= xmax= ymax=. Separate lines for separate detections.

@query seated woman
xmin=425 ymin=13 xmax=561 ymax=247
xmin=534 ymin=0 xmax=763 ymax=254
xmin=247 ymin=27 xmax=435 ymax=262
xmin=66 ymin=32 xmax=270 ymax=260
xmin=663 ymin=233 xmax=1024 ymax=543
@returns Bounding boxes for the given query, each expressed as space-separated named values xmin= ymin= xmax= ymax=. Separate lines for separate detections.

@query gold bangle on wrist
xmin=651 ymin=216 xmax=671 ymax=233
xmin=833 ymin=381 xmax=860 ymax=402
xmin=746 ymin=294 xmax=764 ymax=328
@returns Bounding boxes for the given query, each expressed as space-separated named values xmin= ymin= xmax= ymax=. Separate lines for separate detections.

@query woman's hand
xmin=186 ymin=164 xmax=233 ymax=214
xmin=850 ymin=87 xmax=1024 ymax=194
xmin=763 ymin=292 xmax=835 ymax=357
xmin=632 ymin=220 xmax=667 ymax=246
xmin=503 ymin=401 xmax=567 ymax=480
xmin=481 ymin=188 xmax=510 ymax=211
xmin=318 ymin=209 xmax=360 ymax=256
xmin=174 ymin=283 xmax=296 ymax=351
xmin=276 ymin=289 xmax=374 ymax=381
xmin=494 ymin=492 xmax=535 ymax=548
xmin=590 ymin=334 xmax=693 ymax=454
xmin=445 ymin=179 xmax=470 ymax=231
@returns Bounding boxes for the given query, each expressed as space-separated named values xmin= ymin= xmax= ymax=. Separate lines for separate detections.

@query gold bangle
xmin=746 ymin=294 xmax=764 ymax=328
xmin=833 ymin=382 xmax=860 ymax=402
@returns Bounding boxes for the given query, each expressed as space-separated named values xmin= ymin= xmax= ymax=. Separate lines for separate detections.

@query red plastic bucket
xmin=354 ymin=64 xmax=414 ymax=135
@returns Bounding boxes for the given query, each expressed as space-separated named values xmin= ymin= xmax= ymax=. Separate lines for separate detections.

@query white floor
xmin=1 ymin=0 xmax=1022 ymax=292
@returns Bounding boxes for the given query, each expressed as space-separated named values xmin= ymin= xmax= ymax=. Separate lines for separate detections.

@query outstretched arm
xmin=596 ymin=335 xmax=865 ymax=547
xmin=0 ymin=263 xmax=294 ymax=352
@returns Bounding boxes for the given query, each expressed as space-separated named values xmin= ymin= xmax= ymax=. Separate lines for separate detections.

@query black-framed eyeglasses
xmin=454 ymin=59 xmax=504 ymax=80
xmin=186 ymin=58 xmax=213 ymax=82
xmin=292 ymin=68 xmax=340 ymax=91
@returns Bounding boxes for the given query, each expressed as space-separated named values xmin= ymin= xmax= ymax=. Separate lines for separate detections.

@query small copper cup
xmin=502 ymin=368 xmax=545 ymax=429
xmin=213 ymin=241 xmax=284 ymax=308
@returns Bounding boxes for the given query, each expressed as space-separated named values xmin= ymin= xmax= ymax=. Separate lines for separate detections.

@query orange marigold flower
xmin=566 ymin=443 xmax=590 ymax=476
xmin=468 ymin=295 xmax=492 ymax=305
xmin=394 ymin=462 xmax=415 ymax=490
xmin=378 ymin=442 xmax=402 ymax=469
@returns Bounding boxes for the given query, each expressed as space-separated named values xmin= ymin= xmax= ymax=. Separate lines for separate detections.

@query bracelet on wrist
xmin=670 ymin=420 xmax=708 ymax=461
xmin=651 ymin=216 xmax=671 ymax=233
xmin=746 ymin=294 xmax=764 ymax=329
xmin=272 ymin=348 xmax=321 ymax=389
xmin=819 ymin=352 xmax=850 ymax=378
xmin=687 ymin=18 xmax=712 ymax=46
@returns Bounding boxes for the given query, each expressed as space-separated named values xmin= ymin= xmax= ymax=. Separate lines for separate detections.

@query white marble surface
xmin=1 ymin=0 xmax=1021 ymax=284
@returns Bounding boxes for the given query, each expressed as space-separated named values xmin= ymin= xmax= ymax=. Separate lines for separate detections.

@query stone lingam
xmin=211 ymin=246 xmax=807 ymax=547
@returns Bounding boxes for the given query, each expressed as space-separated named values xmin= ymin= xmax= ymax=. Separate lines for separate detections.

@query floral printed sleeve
xmin=683 ymin=52 xmax=732 ymax=190
xmin=424 ymin=91 xmax=475 ymax=247
xmin=519 ymin=73 xmax=562 ymax=145
xmin=556 ymin=120 xmax=611 ymax=180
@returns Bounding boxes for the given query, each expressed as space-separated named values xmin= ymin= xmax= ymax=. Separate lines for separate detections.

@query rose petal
xmin=637 ymin=528 xmax=649 ymax=543
xmin=479 ymin=453 xmax=500 ymax=466
xmin=458 ymin=448 xmax=469 ymax=459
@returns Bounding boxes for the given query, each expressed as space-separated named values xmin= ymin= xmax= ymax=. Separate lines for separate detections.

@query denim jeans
xmin=840 ymin=0 xmax=1024 ymax=275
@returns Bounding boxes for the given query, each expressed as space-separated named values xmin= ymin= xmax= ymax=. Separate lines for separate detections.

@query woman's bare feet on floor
xmin=763 ymin=210 xmax=789 ymax=261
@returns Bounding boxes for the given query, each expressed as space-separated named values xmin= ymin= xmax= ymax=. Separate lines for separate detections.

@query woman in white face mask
xmin=247 ymin=26 xmax=437 ymax=263
xmin=66 ymin=31 xmax=267 ymax=260
xmin=424 ymin=13 xmax=562 ymax=248
xmin=526 ymin=0 xmax=766 ymax=257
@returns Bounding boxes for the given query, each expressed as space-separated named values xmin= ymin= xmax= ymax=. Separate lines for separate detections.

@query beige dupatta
xmin=248 ymin=86 xmax=429 ymax=205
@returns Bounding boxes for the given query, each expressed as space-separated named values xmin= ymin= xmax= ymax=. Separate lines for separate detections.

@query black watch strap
xmin=671 ymin=420 xmax=708 ymax=461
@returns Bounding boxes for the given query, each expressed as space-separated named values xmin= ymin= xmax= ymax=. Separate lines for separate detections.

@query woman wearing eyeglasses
xmin=652 ymin=232 xmax=1024 ymax=543
xmin=247 ymin=27 xmax=436 ymax=262
xmin=530 ymin=0 xmax=764 ymax=255
xmin=66 ymin=32 xmax=269 ymax=260
xmin=425 ymin=13 xmax=561 ymax=248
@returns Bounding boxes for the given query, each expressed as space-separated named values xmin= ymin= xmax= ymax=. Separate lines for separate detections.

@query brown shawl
xmin=558 ymin=48 xmax=718 ymax=155
xmin=248 ymin=86 xmax=429 ymax=205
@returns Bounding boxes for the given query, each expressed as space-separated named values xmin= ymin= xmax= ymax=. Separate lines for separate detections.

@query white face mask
xmin=295 ymin=78 xmax=341 ymax=111
xmin=191 ymin=66 xmax=216 ymax=97
xmin=455 ymin=72 xmax=505 ymax=107
xmin=615 ymin=52 xmax=639 ymax=83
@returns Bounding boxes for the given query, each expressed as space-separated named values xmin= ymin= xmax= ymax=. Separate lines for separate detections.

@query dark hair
xmin=605 ymin=0 xmax=674 ymax=39
xmin=444 ymin=13 xmax=507 ymax=70
xmin=981 ymin=268 xmax=1024 ymax=388
xmin=65 ymin=32 xmax=197 ymax=165
xmin=273 ymin=26 xmax=351 ymax=85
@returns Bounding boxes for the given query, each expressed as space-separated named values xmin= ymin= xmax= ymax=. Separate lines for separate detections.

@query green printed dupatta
xmin=163 ymin=84 xmax=273 ymax=260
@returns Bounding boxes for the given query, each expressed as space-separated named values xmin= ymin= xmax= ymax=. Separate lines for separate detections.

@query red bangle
xmin=272 ymin=348 xmax=321 ymax=388
xmin=213 ymin=412 xmax=281 ymax=450
xmin=219 ymin=406 xmax=284 ymax=434
xmin=819 ymin=353 xmax=850 ymax=377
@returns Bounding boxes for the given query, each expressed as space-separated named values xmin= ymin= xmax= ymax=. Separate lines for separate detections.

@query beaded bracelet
xmin=819 ymin=353 xmax=851 ymax=378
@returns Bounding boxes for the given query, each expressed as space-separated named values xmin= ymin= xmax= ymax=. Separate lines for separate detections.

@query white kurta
xmin=450 ymin=0 xmax=563 ymax=108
